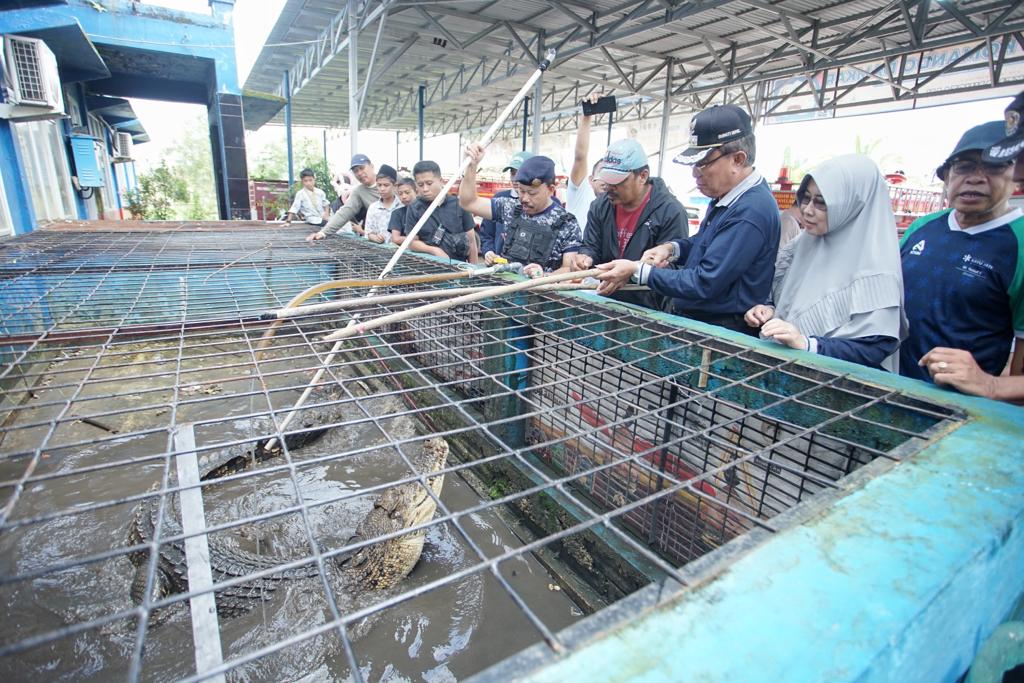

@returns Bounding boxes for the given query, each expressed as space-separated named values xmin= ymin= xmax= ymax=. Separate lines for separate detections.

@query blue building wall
xmin=0 ymin=0 xmax=250 ymax=233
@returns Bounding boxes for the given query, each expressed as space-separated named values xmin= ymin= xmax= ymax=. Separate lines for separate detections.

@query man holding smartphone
xmin=567 ymin=93 xmax=611 ymax=232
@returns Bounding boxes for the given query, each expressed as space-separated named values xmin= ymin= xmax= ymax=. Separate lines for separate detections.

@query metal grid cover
xmin=0 ymin=225 xmax=962 ymax=681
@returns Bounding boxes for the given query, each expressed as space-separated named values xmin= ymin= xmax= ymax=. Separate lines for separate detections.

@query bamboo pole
xmin=322 ymin=268 xmax=600 ymax=343
xmin=267 ymin=282 xmax=646 ymax=320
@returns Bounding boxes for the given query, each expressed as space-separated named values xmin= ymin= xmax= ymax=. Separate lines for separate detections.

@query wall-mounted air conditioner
xmin=0 ymin=35 xmax=65 ymax=120
xmin=112 ymin=131 xmax=133 ymax=161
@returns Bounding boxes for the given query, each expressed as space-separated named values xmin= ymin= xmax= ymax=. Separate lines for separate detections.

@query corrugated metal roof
xmin=243 ymin=0 xmax=1024 ymax=134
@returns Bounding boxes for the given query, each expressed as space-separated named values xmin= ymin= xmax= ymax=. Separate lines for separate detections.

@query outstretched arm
xmin=571 ymin=93 xmax=599 ymax=187
xmin=458 ymin=143 xmax=494 ymax=219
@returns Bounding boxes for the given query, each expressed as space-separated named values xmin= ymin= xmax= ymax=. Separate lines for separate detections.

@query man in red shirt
xmin=572 ymin=138 xmax=687 ymax=310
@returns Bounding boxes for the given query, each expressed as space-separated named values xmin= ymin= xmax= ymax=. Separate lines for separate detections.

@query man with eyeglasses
xmin=901 ymin=120 xmax=1024 ymax=403
xmin=595 ymin=105 xmax=780 ymax=335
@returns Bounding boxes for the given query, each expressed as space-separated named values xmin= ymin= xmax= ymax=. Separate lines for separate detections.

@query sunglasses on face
xmin=797 ymin=194 xmax=827 ymax=211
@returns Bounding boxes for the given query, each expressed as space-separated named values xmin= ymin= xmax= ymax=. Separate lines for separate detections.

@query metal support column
xmin=418 ymin=84 xmax=425 ymax=161
xmin=531 ymin=33 xmax=545 ymax=154
xmin=284 ymin=70 xmax=293 ymax=189
xmin=753 ymin=80 xmax=768 ymax=127
xmin=657 ymin=58 xmax=674 ymax=178
xmin=607 ymin=110 xmax=613 ymax=146
xmin=395 ymin=130 xmax=400 ymax=168
xmin=323 ymin=129 xmax=328 ymax=169
xmin=522 ymin=96 xmax=529 ymax=152
xmin=348 ymin=0 xmax=359 ymax=157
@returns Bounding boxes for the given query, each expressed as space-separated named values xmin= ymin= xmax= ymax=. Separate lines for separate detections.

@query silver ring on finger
xmin=938 ymin=361 xmax=948 ymax=370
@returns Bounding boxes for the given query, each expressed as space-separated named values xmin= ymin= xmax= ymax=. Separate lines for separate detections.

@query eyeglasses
xmin=692 ymin=151 xmax=729 ymax=172
xmin=948 ymin=159 xmax=1013 ymax=177
xmin=797 ymin=194 xmax=827 ymax=211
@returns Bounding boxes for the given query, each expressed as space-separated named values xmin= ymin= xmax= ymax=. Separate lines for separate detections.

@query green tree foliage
xmin=249 ymin=137 xmax=337 ymax=211
xmin=132 ymin=113 xmax=218 ymax=220
xmin=290 ymin=158 xmax=337 ymax=203
xmin=853 ymin=134 xmax=903 ymax=173
xmin=249 ymin=136 xmax=324 ymax=182
xmin=126 ymin=162 xmax=189 ymax=220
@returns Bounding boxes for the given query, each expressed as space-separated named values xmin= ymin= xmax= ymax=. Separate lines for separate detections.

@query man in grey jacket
xmin=572 ymin=139 xmax=687 ymax=310
xmin=307 ymin=154 xmax=381 ymax=242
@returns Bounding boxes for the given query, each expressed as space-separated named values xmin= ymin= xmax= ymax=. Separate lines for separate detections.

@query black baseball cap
xmin=513 ymin=155 xmax=556 ymax=185
xmin=377 ymin=164 xmax=398 ymax=182
xmin=937 ymin=121 xmax=1009 ymax=180
xmin=673 ymin=104 xmax=753 ymax=165
xmin=984 ymin=91 xmax=1024 ymax=163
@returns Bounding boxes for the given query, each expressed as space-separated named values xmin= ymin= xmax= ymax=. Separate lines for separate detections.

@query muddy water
xmin=0 ymin=339 xmax=583 ymax=681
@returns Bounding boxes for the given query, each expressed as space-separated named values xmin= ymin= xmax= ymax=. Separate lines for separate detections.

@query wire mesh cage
xmin=0 ymin=225 xmax=964 ymax=681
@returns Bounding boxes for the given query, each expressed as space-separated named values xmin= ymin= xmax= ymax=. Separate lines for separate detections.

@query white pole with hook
xmin=264 ymin=49 xmax=558 ymax=452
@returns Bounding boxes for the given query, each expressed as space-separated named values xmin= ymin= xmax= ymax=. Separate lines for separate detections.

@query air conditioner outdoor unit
xmin=113 ymin=131 xmax=133 ymax=161
xmin=1 ymin=35 xmax=64 ymax=117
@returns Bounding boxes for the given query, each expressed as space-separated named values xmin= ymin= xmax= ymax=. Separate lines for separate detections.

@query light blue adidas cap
xmin=598 ymin=139 xmax=648 ymax=185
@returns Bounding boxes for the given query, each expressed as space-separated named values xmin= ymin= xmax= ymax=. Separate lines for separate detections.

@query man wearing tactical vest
xmin=460 ymin=143 xmax=582 ymax=277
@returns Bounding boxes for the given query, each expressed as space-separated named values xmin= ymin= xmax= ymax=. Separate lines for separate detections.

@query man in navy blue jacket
xmin=596 ymin=105 xmax=780 ymax=336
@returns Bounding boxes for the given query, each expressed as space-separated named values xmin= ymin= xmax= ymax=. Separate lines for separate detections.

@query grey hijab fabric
xmin=771 ymin=154 xmax=906 ymax=371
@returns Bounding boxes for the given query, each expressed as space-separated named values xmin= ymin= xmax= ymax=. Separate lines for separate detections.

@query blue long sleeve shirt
xmin=813 ymin=335 xmax=899 ymax=371
xmin=648 ymin=175 xmax=780 ymax=318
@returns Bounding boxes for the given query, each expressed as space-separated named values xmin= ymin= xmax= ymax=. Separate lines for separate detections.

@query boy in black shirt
xmin=389 ymin=177 xmax=418 ymax=246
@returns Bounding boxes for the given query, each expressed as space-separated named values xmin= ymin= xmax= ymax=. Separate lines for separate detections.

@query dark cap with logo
xmin=673 ymin=104 xmax=753 ymax=165
xmin=377 ymin=164 xmax=397 ymax=182
xmin=350 ymin=153 xmax=372 ymax=169
xmin=513 ymin=155 xmax=556 ymax=186
xmin=938 ymin=121 xmax=1009 ymax=180
xmin=984 ymin=91 xmax=1024 ymax=164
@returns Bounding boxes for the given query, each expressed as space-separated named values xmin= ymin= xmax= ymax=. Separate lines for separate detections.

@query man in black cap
xmin=596 ymin=104 xmax=780 ymax=335
xmin=985 ymin=90 xmax=1024 ymax=188
xmin=903 ymin=120 xmax=1023 ymax=402
xmin=460 ymin=144 xmax=581 ymax=276
xmin=307 ymin=153 xmax=381 ymax=242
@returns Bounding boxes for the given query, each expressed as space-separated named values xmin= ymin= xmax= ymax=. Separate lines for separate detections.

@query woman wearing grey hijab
xmin=743 ymin=154 xmax=905 ymax=371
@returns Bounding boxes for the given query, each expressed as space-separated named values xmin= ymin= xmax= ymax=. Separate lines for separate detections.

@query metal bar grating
xmin=0 ymin=225 xmax=965 ymax=681
xmin=9 ymin=38 xmax=45 ymax=104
